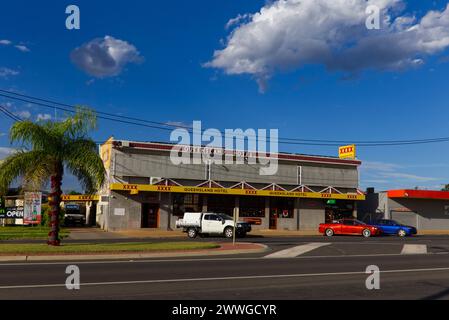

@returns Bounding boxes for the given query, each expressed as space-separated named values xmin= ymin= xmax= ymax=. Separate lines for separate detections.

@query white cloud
xmin=14 ymin=45 xmax=30 ymax=52
xmin=14 ymin=110 xmax=31 ymax=119
xmin=164 ymin=121 xmax=193 ymax=128
xmin=360 ymin=160 xmax=441 ymax=191
xmin=361 ymin=161 xmax=401 ymax=172
xmin=225 ymin=14 xmax=252 ymax=30
xmin=0 ymin=40 xmax=30 ymax=52
xmin=0 ymin=147 xmax=15 ymax=159
xmin=379 ymin=172 xmax=438 ymax=182
xmin=0 ymin=67 xmax=19 ymax=79
xmin=206 ymin=0 xmax=449 ymax=91
xmin=36 ymin=113 xmax=52 ymax=121
xmin=70 ymin=35 xmax=143 ymax=78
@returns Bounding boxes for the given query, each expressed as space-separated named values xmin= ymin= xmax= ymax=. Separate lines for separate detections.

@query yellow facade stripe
xmin=61 ymin=195 xmax=100 ymax=202
xmin=110 ymin=183 xmax=365 ymax=201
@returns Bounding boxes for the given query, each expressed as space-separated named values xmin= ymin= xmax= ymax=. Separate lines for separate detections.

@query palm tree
xmin=0 ymin=108 xmax=106 ymax=246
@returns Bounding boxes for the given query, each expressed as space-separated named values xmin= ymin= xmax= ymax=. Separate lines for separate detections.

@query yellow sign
xmin=61 ymin=195 xmax=100 ymax=202
xmin=110 ymin=183 xmax=365 ymax=201
xmin=339 ymin=145 xmax=356 ymax=160
xmin=100 ymin=137 xmax=114 ymax=170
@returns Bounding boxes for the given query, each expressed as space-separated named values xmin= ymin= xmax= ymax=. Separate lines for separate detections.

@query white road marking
xmin=264 ymin=243 xmax=331 ymax=258
xmin=401 ymin=244 xmax=428 ymax=255
xmin=2 ymin=266 xmax=449 ymax=290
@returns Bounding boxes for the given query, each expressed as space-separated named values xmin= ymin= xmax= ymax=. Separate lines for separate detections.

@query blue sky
xmin=1 ymin=0 xmax=449 ymax=192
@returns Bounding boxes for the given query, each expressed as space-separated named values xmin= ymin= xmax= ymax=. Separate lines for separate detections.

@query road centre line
xmin=2 ymin=266 xmax=449 ymax=290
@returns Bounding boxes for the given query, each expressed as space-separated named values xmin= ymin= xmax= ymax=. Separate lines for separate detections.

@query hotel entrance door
xmin=142 ymin=203 xmax=159 ymax=228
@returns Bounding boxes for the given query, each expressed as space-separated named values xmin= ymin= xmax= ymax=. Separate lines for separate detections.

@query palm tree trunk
xmin=48 ymin=162 xmax=63 ymax=246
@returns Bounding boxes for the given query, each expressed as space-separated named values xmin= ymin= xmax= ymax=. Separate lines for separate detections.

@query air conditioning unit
xmin=150 ymin=177 xmax=163 ymax=185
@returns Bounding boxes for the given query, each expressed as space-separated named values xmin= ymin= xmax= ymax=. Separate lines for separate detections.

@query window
xmin=270 ymin=198 xmax=294 ymax=219
xmin=240 ymin=196 xmax=266 ymax=218
xmin=205 ymin=214 xmax=220 ymax=221
xmin=172 ymin=194 xmax=203 ymax=217
xmin=343 ymin=220 xmax=355 ymax=226
xmin=208 ymin=196 xmax=235 ymax=216
xmin=445 ymin=206 xmax=449 ymax=216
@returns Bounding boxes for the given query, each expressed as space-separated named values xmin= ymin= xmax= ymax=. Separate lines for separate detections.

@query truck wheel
xmin=187 ymin=228 xmax=198 ymax=239
xmin=325 ymin=229 xmax=334 ymax=237
xmin=224 ymin=227 xmax=234 ymax=239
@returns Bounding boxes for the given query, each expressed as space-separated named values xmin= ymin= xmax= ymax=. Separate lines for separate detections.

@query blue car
xmin=371 ymin=219 xmax=417 ymax=237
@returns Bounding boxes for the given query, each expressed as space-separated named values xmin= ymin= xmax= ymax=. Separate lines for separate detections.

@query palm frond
xmin=10 ymin=121 xmax=55 ymax=152
xmin=0 ymin=150 xmax=50 ymax=193
xmin=22 ymin=156 xmax=56 ymax=192
xmin=59 ymin=107 xmax=97 ymax=140
xmin=64 ymin=139 xmax=106 ymax=193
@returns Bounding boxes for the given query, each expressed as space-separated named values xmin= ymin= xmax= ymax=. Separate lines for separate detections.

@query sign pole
xmin=233 ymin=207 xmax=236 ymax=246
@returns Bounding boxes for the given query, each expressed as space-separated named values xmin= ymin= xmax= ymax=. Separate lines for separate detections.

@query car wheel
xmin=398 ymin=229 xmax=407 ymax=237
xmin=224 ymin=227 xmax=234 ymax=239
xmin=187 ymin=228 xmax=198 ymax=239
xmin=325 ymin=229 xmax=334 ymax=237
xmin=362 ymin=229 xmax=372 ymax=238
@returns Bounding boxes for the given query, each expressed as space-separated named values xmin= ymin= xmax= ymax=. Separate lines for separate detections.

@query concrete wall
xmin=298 ymin=199 xmax=325 ymax=230
xmin=106 ymin=192 xmax=144 ymax=230
xmin=112 ymin=149 xmax=359 ymax=188
xmin=360 ymin=192 xmax=449 ymax=230
xmin=388 ymin=197 xmax=449 ymax=230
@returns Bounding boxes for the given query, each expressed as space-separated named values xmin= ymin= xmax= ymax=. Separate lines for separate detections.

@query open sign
xmin=1 ymin=207 xmax=25 ymax=219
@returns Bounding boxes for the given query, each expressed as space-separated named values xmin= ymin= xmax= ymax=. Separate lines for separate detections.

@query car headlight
xmin=237 ymin=224 xmax=242 ymax=227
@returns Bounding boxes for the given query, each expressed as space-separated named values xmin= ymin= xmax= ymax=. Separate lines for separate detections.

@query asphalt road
xmin=2 ymin=235 xmax=449 ymax=300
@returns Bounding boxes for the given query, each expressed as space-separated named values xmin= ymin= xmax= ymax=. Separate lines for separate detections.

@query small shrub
xmin=41 ymin=204 xmax=65 ymax=227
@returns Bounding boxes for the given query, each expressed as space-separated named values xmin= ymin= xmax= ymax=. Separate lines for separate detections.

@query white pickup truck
xmin=176 ymin=212 xmax=252 ymax=239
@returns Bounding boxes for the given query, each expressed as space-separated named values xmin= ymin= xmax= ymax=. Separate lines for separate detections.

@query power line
xmin=0 ymin=89 xmax=190 ymax=130
xmin=1 ymin=89 xmax=449 ymax=147
xmin=0 ymin=105 xmax=22 ymax=122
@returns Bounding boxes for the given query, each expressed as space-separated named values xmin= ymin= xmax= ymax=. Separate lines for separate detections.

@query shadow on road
xmin=422 ymin=287 xmax=449 ymax=300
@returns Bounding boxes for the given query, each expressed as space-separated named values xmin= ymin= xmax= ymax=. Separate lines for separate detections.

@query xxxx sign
xmin=339 ymin=145 xmax=356 ymax=160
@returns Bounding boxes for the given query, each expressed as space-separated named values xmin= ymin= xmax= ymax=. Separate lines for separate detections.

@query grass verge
xmin=0 ymin=226 xmax=69 ymax=240
xmin=0 ymin=242 xmax=219 ymax=255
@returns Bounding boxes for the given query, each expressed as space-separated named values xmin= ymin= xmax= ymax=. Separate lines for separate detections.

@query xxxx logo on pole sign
xmin=339 ymin=145 xmax=356 ymax=160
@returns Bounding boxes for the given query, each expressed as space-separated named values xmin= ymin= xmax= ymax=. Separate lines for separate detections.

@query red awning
xmin=388 ymin=189 xmax=449 ymax=200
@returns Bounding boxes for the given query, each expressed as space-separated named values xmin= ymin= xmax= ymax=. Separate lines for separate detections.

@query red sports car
xmin=319 ymin=219 xmax=381 ymax=238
